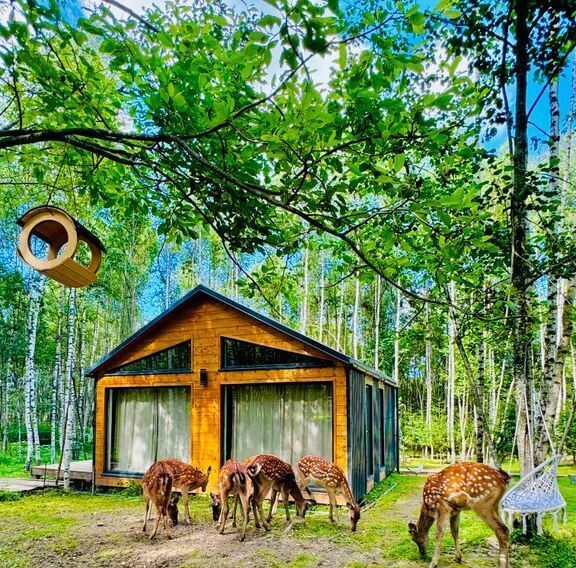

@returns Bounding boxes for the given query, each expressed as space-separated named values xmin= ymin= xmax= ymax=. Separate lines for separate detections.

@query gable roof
xmin=87 ymin=284 xmax=395 ymax=385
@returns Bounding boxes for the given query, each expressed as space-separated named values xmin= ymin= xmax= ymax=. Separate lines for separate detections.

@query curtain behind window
xmin=231 ymin=383 xmax=332 ymax=464
xmin=107 ymin=387 xmax=190 ymax=473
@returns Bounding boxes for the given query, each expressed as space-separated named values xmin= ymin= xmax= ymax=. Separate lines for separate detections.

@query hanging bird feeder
xmin=16 ymin=205 xmax=105 ymax=288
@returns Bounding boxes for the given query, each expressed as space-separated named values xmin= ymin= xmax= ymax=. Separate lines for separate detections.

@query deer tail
xmin=247 ymin=463 xmax=262 ymax=478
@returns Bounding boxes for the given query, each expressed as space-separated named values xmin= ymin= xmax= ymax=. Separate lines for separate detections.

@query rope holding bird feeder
xmin=16 ymin=205 xmax=105 ymax=288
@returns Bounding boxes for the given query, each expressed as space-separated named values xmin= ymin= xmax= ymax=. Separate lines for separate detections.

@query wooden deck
xmin=30 ymin=460 xmax=93 ymax=482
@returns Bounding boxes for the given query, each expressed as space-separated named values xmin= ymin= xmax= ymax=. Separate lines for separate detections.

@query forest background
xmin=0 ymin=0 xmax=575 ymax=481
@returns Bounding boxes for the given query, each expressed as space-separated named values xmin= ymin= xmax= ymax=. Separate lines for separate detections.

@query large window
xmin=106 ymin=387 xmax=190 ymax=474
xmin=110 ymin=341 xmax=191 ymax=375
xmin=227 ymin=382 xmax=333 ymax=464
xmin=221 ymin=337 xmax=332 ymax=370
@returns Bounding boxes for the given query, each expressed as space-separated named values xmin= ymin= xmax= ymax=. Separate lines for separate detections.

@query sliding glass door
xmin=106 ymin=387 xmax=190 ymax=474
xmin=228 ymin=382 xmax=333 ymax=465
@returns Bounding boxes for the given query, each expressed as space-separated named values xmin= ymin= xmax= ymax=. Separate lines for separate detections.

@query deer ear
xmin=206 ymin=465 xmax=212 ymax=475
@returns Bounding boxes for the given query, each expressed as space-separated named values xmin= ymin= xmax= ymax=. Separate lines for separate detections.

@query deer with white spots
xmin=142 ymin=460 xmax=179 ymax=540
xmin=154 ymin=458 xmax=211 ymax=524
xmin=247 ymin=454 xmax=308 ymax=530
xmin=210 ymin=459 xmax=256 ymax=541
xmin=296 ymin=455 xmax=361 ymax=531
xmin=408 ymin=462 xmax=510 ymax=568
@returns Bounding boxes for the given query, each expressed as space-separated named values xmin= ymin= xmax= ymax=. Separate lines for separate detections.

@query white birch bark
xmin=352 ymin=276 xmax=360 ymax=359
xmin=62 ymin=289 xmax=77 ymax=491
xmin=318 ymin=254 xmax=325 ymax=342
xmin=393 ymin=285 xmax=401 ymax=385
xmin=300 ymin=246 xmax=309 ymax=335
xmin=374 ymin=275 xmax=381 ymax=370
xmin=447 ymin=282 xmax=457 ymax=463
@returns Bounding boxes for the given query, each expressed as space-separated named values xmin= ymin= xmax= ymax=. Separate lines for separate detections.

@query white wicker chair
xmin=501 ymin=455 xmax=566 ymax=534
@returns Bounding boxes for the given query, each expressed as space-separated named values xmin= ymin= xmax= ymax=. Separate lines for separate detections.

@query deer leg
xmin=257 ymin=495 xmax=271 ymax=531
xmin=231 ymin=494 xmax=238 ymax=528
xmin=164 ymin=508 xmax=172 ymax=540
xmin=327 ymin=489 xmax=338 ymax=523
xmin=281 ymin=487 xmax=291 ymax=522
xmin=150 ymin=506 xmax=163 ymax=540
xmin=450 ymin=511 xmax=462 ymax=563
xmin=219 ymin=492 xmax=230 ymax=535
xmin=475 ymin=509 xmax=509 ymax=568
xmin=142 ymin=499 xmax=150 ymax=532
xmin=238 ymin=491 xmax=249 ymax=541
xmin=267 ymin=489 xmax=278 ymax=524
xmin=430 ymin=509 xmax=450 ymax=568
xmin=182 ymin=488 xmax=191 ymax=524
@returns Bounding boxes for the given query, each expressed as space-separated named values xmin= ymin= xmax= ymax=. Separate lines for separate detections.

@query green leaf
xmin=393 ymin=154 xmax=406 ymax=172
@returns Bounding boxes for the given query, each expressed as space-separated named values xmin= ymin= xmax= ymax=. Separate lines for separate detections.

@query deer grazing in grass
xmin=408 ymin=462 xmax=510 ymax=568
xmin=210 ymin=459 xmax=255 ymax=541
xmin=296 ymin=455 xmax=361 ymax=531
xmin=153 ymin=459 xmax=211 ymax=524
xmin=247 ymin=454 xmax=307 ymax=530
xmin=142 ymin=461 xmax=180 ymax=540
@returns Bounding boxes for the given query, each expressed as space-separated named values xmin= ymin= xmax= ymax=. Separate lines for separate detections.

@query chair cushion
xmin=502 ymin=490 xmax=565 ymax=512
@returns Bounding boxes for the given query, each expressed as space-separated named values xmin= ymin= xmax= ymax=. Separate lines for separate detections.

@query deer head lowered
xmin=155 ymin=459 xmax=211 ymax=525
xmin=296 ymin=455 xmax=361 ymax=531
xmin=247 ymin=454 xmax=307 ymax=531
xmin=142 ymin=461 xmax=180 ymax=540
xmin=408 ymin=462 xmax=510 ymax=568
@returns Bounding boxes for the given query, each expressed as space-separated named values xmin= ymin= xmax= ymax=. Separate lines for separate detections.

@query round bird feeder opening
xmin=16 ymin=206 xmax=105 ymax=288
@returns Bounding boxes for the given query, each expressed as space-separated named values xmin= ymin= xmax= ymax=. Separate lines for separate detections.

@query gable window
xmin=110 ymin=340 xmax=191 ymax=375
xmin=221 ymin=337 xmax=332 ymax=370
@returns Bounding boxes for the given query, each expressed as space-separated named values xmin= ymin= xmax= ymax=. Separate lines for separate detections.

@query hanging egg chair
xmin=16 ymin=205 xmax=105 ymax=288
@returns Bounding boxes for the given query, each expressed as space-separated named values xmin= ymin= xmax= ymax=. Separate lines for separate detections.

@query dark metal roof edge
xmin=87 ymin=284 xmax=395 ymax=385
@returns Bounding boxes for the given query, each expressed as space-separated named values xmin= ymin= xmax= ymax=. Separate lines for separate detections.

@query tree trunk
xmin=318 ymin=254 xmax=325 ymax=343
xmin=352 ymin=276 xmax=360 ymax=359
xmin=300 ymin=245 xmax=309 ymax=335
xmin=51 ymin=311 xmax=62 ymax=463
xmin=374 ymin=275 xmax=381 ymax=370
xmin=447 ymin=282 xmax=456 ymax=463
xmin=476 ymin=336 xmax=486 ymax=462
xmin=393 ymin=285 xmax=401 ymax=384
xmin=23 ymin=273 xmax=44 ymax=470
xmin=62 ymin=289 xmax=77 ymax=491
xmin=511 ymin=0 xmax=533 ymax=478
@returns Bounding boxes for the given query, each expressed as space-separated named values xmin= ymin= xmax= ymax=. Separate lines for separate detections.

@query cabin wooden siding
xmin=94 ymin=296 xmax=348 ymax=491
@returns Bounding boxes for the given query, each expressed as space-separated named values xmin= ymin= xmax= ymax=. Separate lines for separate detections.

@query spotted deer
xmin=296 ymin=455 xmax=361 ymax=531
xmin=154 ymin=459 xmax=211 ymax=524
xmin=408 ymin=462 xmax=510 ymax=568
xmin=210 ymin=459 xmax=256 ymax=541
xmin=142 ymin=461 xmax=180 ymax=540
xmin=247 ymin=454 xmax=307 ymax=530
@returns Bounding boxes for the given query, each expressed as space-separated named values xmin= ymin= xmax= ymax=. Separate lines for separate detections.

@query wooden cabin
xmin=87 ymin=285 xmax=398 ymax=501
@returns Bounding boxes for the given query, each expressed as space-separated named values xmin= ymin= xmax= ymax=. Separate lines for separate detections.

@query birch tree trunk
xmin=374 ymin=275 xmax=381 ymax=370
xmin=447 ymin=282 xmax=456 ymax=463
xmin=393 ymin=285 xmax=401 ymax=385
xmin=51 ymin=311 xmax=62 ymax=463
xmin=62 ymin=289 xmax=77 ymax=491
xmin=300 ymin=246 xmax=309 ymax=335
xmin=318 ymin=254 xmax=325 ymax=342
xmin=24 ymin=272 xmax=44 ymax=469
xmin=352 ymin=276 xmax=360 ymax=359
xmin=476 ymin=335 xmax=486 ymax=462
xmin=534 ymin=76 xmax=576 ymax=464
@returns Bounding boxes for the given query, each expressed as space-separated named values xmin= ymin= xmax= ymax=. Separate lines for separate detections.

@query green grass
xmin=0 ymin=475 xmax=574 ymax=567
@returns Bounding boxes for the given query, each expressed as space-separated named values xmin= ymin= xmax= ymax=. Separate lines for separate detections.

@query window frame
xmin=221 ymin=381 xmax=335 ymax=464
xmin=107 ymin=340 xmax=193 ymax=376
xmin=219 ymin=336 xmax=334 ymax=371
xmin=103 ymin=385 xmax=191 ymax=477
